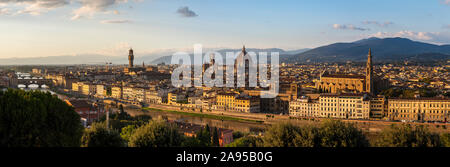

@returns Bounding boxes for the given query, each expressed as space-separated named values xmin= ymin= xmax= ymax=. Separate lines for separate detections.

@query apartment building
xmin=387 ymin=98 xmax=449 ymax=122
xmin=289 ymin=96 xmax=320 ymax=117
xmin=216 ymin=93 xmax=260 ymax=113
xmin=319 ymin=94 xmax=370 ymax=119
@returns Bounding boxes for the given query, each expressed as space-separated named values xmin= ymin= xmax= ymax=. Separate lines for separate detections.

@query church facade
xmin=316 ymin=49 xmax=386 ymax=94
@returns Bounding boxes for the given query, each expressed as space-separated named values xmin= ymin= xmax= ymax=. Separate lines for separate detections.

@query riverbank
xmin=138 ymin=104 xmax=450 ymax=135
xmin=142 ymin=107 xmax=265 ymax=124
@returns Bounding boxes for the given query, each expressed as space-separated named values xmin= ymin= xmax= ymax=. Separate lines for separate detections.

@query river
xmin=138 ymin=109 xmax=268 ymax=134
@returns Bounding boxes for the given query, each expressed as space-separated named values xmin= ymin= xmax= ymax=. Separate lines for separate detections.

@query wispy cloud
xmin=71 ymin=0 xmax=131 ymax=20
xmin=441 ymin=0 xmax=450 ymax=5
xmin=0 ymin=7 xmax=10 ymax=15
xmin=333 ymin=24 xmax=369 ymax=31
xmin=0 ymin=0 xmax=69 ymax=15
xmin=444 ymin=24 xmax=450 ymax=29
xmin=0 ymin=0 xmax=143 ymax=19
xmin=362 ymin=21 xmax=394 ymax=27
xmin=100 ymin=19 xmax=132 ymax=24
xmin=176 ymin=6 xmax=198 ymax=17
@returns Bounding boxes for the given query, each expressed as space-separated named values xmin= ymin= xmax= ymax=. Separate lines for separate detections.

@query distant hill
xmin=282 ymin=37 xmax=450 ymax=63
xmin=0 ymin=48 xmax=309 ymax=65
xmin=150 ymin=48 xmax=310 ymax=65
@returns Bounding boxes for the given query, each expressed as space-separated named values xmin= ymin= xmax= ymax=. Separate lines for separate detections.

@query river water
xmin=143 ymin=109 xmax=267 ymax=134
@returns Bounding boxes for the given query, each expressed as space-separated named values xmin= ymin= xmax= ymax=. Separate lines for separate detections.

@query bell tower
xmin=128 ymin=48 xmax=134 ymax=68
xmin=365 ymin=48 xmax=373 ymax=94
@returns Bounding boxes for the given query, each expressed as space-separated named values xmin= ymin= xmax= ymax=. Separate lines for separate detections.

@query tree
xmin=81 ymin=122 xmax=124 ymax=147
xmin=226 ymin=136 xmax=263 ymax=147
xmin=292 ymin=125 xmax=322 ymax=147
xmin=0 ymin=89 xmax=83 ymax=147
xmin=115 ymin=104 xmax=131 ymax=120
xmin=129 ymin=119 xmax=183 ymax=147
xmin=195 ymin=124 xmax=211 ymax=147
xmin=120 ymin=125 xmax=138 ymax=144
xmin=441 ymin=133 xmax=450 ymax=147
xmin=376 ymin=124 xmax=441 ymax=147
xmin=181 ymin=137 xmax=204 ymax=147
xmin=262 ymin=122 xmax=303 ymax=147
xmin=212 ymin=127 xmax=220 ymax=147
xmin=319 ymin=120 xmax=369 ymax=147
xmin=263 ymin=120 xmax=368 ymax=147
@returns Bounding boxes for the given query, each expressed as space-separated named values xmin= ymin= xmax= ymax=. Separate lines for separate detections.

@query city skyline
xmin=0 ymin=0 xmax=450 ymax=58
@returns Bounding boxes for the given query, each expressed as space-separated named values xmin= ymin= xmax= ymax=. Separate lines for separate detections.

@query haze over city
xmin=0 ymin=0 xmax=450 ymax=59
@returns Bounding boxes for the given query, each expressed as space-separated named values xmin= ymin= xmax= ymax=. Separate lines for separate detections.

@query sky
xmin=0 ymin=0 xmax=449 ymax=58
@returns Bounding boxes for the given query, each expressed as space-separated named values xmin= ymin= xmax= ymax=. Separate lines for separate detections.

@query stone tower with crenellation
xmin=365 ymin=48 xmax=373 ymax=94
xmin=128 ymin=48 xmax=134 ymax=68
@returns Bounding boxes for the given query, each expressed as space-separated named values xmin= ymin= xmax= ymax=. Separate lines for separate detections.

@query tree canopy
xmin=376 ymin=124 xmax=441 ymax=147
xmin=81 ymin=122 xmax=124 ymax=147
xmin=0 ymin=89 xmax=83 ymax=147
xmin=129 ymin=119 xmax=183 ymax=147
xmin=262 ymin=120 xmax=368 ymax=147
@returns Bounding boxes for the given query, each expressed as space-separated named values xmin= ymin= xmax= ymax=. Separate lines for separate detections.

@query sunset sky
xmin=0 ymin=0 xmax=449 ymax=58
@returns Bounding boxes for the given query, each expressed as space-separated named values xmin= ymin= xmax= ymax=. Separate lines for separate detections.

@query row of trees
xmin=226 ymin=120 xmax=450 ymax=147
xmin=1 ymin=89 xmax=449 ymax=147
xmin=227 ymin=120 xmax=368 ymax=147
xmin=82 ymin=117 xmax=224 ymax=147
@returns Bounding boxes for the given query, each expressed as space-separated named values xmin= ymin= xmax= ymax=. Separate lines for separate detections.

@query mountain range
xmin=149 ymin=48 xmax=310 ymax=65
xmin=282 ymin=37 xmax=450 ymax=63
xmin=0 ymin=37 xmax=448 ymax=65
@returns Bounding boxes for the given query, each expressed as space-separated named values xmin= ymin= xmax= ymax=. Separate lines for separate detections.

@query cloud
xmin=0 ymin=7 xmax=10 ymax=15
xmin=362 ymin=21 xmax=394 ymax=27
xmin=0 ymin=0 xmax=69 ymax=15
xmin=333 ymin=24 xmax=369 ymax=31
xmin=71 ymin=0 xmax=130 ymax=20
xmin=176 ymin=6 xmax=197 ymax=17
xmin=100 ymin=19 xmax=131 ymax=24
xmin=0 ymin=0 xmax=142 ymax=18
xmin=441 ymin=0 xmax=450 ymax=5
xmin=444 ymin=24 xmax=450 ymax=29
xmin=369 ymin=30 xmax=450 ymax=44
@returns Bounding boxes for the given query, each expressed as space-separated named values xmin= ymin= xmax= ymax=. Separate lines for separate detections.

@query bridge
xmin=12 ymin=72 xmax=53 ymax=88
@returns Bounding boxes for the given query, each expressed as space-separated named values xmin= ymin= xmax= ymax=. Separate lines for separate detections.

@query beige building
xmin=387 ymin=98 xmax=450 ymax=122
xmin=96 ymin=84 xmax=106 ymax=98
xmin=72 ymin=82 xmax=82 ymax=92
xmin=215 ymin=93 xmax=260 ymax=113
xmin=289 ymin=97 xmax=320 ymax=117
xmin=370 ymin=96 xmax=386 ymax=119
xmin=168 ymin=92 xmax=187 ymax=105
xmin=319 ymin=94 xmax=370 ymax=120
xmin=111 ymin=86 xmax=123 ymax=99
xmin=81 ymin=83 xmax=96 ymax=96
xmin=146 ymin=90 xmax=163 ymax=104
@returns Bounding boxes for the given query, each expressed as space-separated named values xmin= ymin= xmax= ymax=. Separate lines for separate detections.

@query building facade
xmin=387 ymin=98 xmax=450 ymax=122
xmin=319 ymin=94 xmax=370 ymax=119
xmin=316 ymin=49 xmax=376 ymax=94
